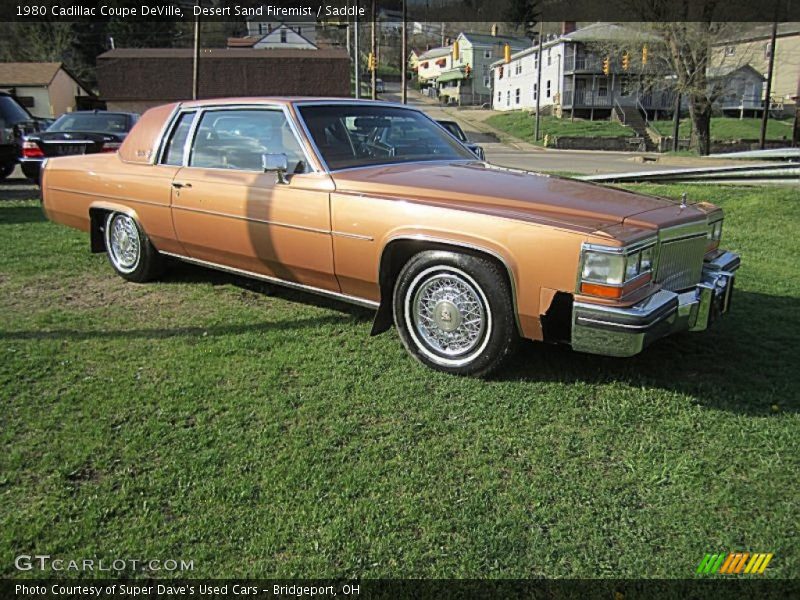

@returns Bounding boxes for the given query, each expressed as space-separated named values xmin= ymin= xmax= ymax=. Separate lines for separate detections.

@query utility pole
xmin=759 ymin=20 xmax=778 ymax=149
xmin=793 ymin=72 xmax=800 ymax=147
xmin=672 ymin=92 xmax=682 ymax=152
xmin=371 ymin=0 xmax=377 ymax=100
xmin=534 ymin=21 xmax=544 ymax=141
xmin=192 ymin=5 xmax=200 ymax=100
xmin=401 ymin=0 xmax=407 ymax=103
xmin=354 ymin=7 xmax=361 ymax=99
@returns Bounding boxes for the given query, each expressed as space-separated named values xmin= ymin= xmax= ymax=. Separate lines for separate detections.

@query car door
xmin=169 ymin=106 xmax=338 ymax=291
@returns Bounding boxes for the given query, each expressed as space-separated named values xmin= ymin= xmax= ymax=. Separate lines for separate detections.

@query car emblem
xmin=63 ymin=133 xmax=71 ymax=139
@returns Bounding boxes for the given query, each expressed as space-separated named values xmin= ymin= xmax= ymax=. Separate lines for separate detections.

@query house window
xmin=546 ymin=80 xmax=551 ymax=98
xmin=515 ymin=88 xmax=521 ymax=104
xmin=533 ymin=83 xmax=538 ymax=100
xmin=258 ymin=24 xmax=264 ymax=35
xmin=724 ymin=45 xmax=735 ymax=57
xmin=280 ymin=29 xmax=287 ymax=43
xmin=498 ymin=91 xmax=502 ymax=103
xmin=484 ymin=50 xmax=492 ymax=59
xmin=498 ymin=66 xmax=504 ymax=79
xmin=547 ymin=48 xmax=552 ymax=66
xmin=764 ymin=42 xmax=772 ymax=58
xmin=598 ymin=82 xmax=608 ymax=97
xmin=484 ymin=77 xmax=491 ymax=87
xmin=515 ymin=62 xmax=522 ymax=75
xmin=506 ymin=90 xmax=510 ymax=106
xmin=533 ymin=52 xmax=538 ymax=69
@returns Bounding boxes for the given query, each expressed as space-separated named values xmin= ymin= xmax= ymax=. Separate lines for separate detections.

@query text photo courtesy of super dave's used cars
xmin=41 ymin=99 xmax=739 ymax=376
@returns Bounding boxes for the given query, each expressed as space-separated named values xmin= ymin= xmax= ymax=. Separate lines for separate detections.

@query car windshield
xmin=49 ymin=113 xmax=131 ymax=133
xmin=297 ymin=104 xmax=475 ymax=171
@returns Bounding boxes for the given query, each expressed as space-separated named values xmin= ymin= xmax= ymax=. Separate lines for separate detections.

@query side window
xmin=161 ymin=111 xmax=195 ymax=166
xmin=189 ymin=109 xmax=307 ymax=173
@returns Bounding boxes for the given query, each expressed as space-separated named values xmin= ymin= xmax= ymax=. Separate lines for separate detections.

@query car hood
xmin=330 ymin=161 xmax=707 ymax=235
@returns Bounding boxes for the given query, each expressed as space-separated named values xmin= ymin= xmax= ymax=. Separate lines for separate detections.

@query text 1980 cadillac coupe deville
xmin=41 ymin=99 xmax=740 ymax=375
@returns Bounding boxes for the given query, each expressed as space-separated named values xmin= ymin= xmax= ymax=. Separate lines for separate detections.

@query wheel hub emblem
xmin=433 ymin=300 xmax=462 ymax=332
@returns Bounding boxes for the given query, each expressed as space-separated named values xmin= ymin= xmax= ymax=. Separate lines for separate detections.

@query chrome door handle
xmin=172 ymin=182 xmax=192 ymax=189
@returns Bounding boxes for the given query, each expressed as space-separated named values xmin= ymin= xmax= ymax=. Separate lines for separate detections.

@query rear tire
xmin=0 ymin=163 xmax=15 ymax=181
xmin=393 ymin=250 xmax=517 ymax=376
xmin=104 ymin=212 xmax=164 ymax=282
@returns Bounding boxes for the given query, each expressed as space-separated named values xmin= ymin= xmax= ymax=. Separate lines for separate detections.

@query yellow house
xmin=713 ymin=23 xmax=800 ymax=114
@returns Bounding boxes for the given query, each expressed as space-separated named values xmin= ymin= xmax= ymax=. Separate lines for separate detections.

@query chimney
xmin=561 ymin=22 xmax=576 ymax=35
xmin=491 ymin=23 xmax=498 ymax=37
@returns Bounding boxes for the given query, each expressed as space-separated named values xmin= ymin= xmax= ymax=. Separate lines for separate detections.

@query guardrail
xmin=579 ymin=163 xmax=800 ymax=184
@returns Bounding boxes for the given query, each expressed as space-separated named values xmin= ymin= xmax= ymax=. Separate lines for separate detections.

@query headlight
xmin=582 ymin=252 xmax=625 ymax=285
xmin=707 ymin=219 xmax=723 ymax=252
xmin=579 ymin=240 xmax=656 ymax=299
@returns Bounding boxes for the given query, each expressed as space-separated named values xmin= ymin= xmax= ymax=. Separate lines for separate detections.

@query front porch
xmin=561 ymin=75 xmax=677 ymax=120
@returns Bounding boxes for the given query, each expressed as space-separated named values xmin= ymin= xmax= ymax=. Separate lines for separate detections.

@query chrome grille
xmin=656 ymin=235 xmax=707 ymax=291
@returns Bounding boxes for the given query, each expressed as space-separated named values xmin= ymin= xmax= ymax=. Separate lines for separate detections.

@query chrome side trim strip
xmin=160 ymin=251 xmax=379 ymax=310
xmin=331 ymin=231 xmax=374 ymax=241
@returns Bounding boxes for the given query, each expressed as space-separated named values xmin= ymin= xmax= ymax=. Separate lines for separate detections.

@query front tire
xmin=393 ymin=250 xmax=517 ymax=376
xmin=104 ymin=212 xmax=163 ymax=282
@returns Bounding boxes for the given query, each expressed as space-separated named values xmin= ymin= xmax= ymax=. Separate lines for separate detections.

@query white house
xmin=491 ymin=23 xmax=671 ymax=120
xmin=228 ymin=23 xmax=317 ymax=50
xmin=246 ymin=16 xmax=317 ymax=44
xmin=417 ymin=47 xmax=453 ymax=87
xmin=0 ymin=62 xmax=92 ymax=119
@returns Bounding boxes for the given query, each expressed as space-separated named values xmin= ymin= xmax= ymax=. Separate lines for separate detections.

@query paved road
xmin=0 ymin=166 xmax=37 ymax=200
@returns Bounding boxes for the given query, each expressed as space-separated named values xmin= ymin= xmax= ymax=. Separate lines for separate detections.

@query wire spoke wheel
xmin=106 ymin=213 xmax=141 ymax=273
xmin=405 ymin=266 xmax=492 ymax=367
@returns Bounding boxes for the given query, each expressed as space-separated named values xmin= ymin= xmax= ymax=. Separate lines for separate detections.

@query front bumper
xmin=571 ymin=251 xmax=740 ymax=357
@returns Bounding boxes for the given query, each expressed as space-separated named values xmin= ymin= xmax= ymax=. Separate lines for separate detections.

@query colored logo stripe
xmin=697 ymin=553 xmax=773 ymax=575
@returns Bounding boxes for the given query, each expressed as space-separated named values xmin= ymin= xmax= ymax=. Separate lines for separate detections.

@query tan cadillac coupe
xmin=41 ymin=98 xmax=740 ymax=375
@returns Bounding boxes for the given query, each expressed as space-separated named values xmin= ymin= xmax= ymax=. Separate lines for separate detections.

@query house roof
xmin=228 ymin=23 xmax=318 ymax=49
xmin=418 ymin=46 xmax=451 ymax=60
xmin=489 ymin=22 xmax=659 ymax=67
xmin=437 ymin=69 xmax=467 ymax=83
xmin=707 ymin=63 xmax=765 ymax=80
xmin=0 ymin=62 xmax=63 ymax=86
xmin=98 ymin=47 xmax=346 ymax=60
xmin=227 ymin=36 xmax=261 ymax=48
xmin=562 ymin=22 xmax=660 ymax=44
xmin=715 ymin=22 xmax=800 ymax=44
xmin=458 ymin=32 xmax=531 ymax=48
xmin=96 ymin=47 xmax=350 ymax=101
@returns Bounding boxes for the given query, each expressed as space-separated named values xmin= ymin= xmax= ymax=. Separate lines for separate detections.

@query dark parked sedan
xmin=20 ymin=111 xmax=139 ymax=182
xmin=437 ymin=119 xmax=485 ymax=160
xmin=0 ymin=91 xmax=46 ymax=180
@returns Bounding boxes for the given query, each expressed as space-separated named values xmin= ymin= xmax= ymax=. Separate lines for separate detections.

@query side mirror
xmin=262 ymin=153 xmax=289 ymax=184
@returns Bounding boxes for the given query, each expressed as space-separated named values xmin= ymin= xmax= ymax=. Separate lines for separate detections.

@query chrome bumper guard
xmin=571 ymin=251 xmax=740 ymax=357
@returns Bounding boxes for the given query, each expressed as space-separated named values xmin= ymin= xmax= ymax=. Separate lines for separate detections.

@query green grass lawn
xmin=1 ymin=186 xmax=798 ymax=579
xmin=487 ymin=113 xmax=633 ymax=145
xmin=650 ymin=117 xmax=794 ymax=141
